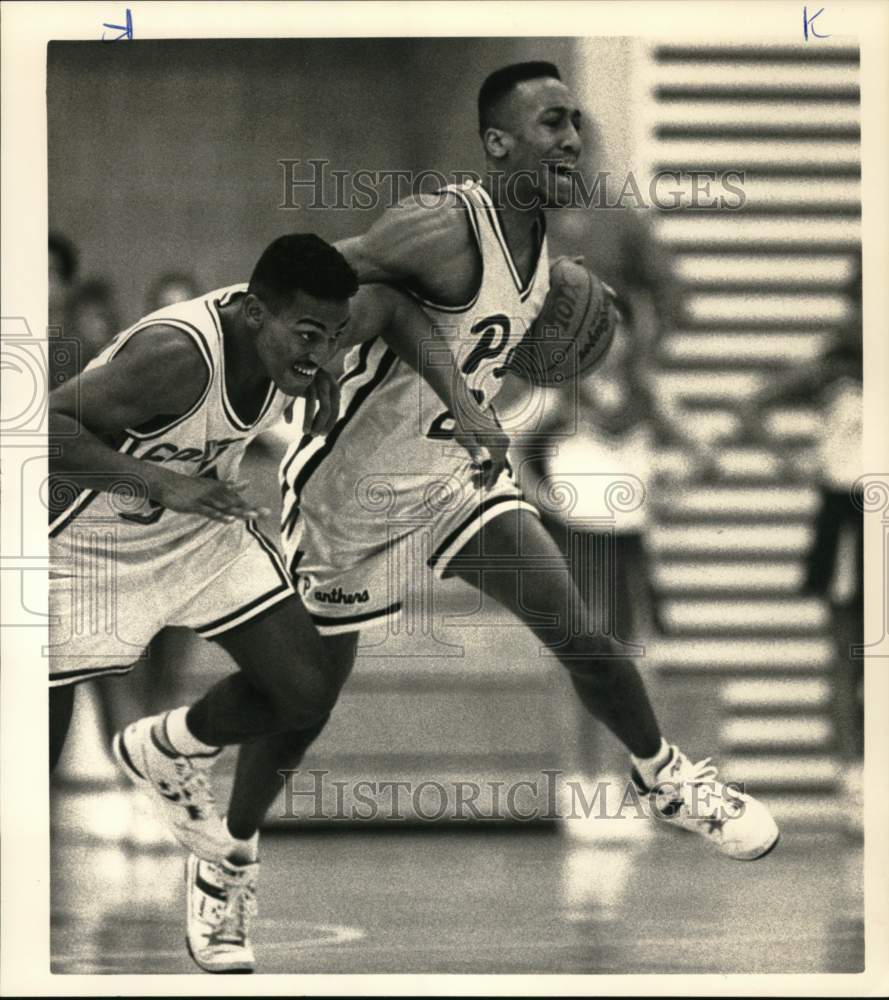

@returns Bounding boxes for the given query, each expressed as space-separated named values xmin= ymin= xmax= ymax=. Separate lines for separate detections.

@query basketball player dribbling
xmin=120 ymin=63 xmax=780 ymax=973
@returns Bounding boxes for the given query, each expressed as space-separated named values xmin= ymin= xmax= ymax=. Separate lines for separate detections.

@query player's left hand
xmin=301 ymin=368 xmax=341 ymax=436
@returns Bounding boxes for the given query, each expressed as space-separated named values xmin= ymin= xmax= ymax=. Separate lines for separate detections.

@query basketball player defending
xmin=48 ymin=235 xmax=432 ymax=970
xmin=122 ymin=64 xmax=779 ymax=972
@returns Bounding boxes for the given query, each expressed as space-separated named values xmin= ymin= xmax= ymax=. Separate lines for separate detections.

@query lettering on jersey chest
xmin=140 ymin=436 xmax=243 ymax=473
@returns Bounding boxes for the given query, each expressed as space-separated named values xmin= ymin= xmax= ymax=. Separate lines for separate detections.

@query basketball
xmin=504 ymin=258 xmax=619 ymax=387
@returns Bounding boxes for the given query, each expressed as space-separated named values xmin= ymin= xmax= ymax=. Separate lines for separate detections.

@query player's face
xmin=504 ymin=78 xmax=583 ymax=207
xmin=256 ymin=290 xmax=350 ymax=396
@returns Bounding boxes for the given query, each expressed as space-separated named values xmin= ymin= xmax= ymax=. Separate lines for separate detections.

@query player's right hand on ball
xmin=155 ymin=473 xmax=268 ymax=523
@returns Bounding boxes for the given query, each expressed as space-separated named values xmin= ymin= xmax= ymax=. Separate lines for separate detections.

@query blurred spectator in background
xmin=67 ymin=279 xmax=121 ymax=370
xmin=48 ymin=233 xmax=81 ymax=387
xmin=739 ymin=250 xmax=863 ymax=829
xmin=145 ymin=271 xmax=201 ymax=313
xmin=49 ymin=231 xmax=79 ymax=330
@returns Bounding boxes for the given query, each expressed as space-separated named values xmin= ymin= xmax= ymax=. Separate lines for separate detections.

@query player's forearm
xmin=49 ymin=410 xmax=172 ymax=501
xmin=381 ymin=312 xmax=497 ymax=437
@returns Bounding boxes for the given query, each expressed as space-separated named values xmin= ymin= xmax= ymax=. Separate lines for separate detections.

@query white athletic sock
xmin=631 ymin=738 xmax=672 ymax=789
xmin=225 ymin=820 xmax=260 ymax=866
xmin=161 ymin=706 xmax=221 ymax=759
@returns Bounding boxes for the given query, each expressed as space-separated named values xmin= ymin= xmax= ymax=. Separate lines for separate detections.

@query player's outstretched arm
xmin=49 ymin=326 xmax=261 ymax=523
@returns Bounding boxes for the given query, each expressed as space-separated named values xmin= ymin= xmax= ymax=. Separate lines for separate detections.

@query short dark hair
xmin=478 ymin=61 xmax=561 ymax=135
xmin=49 ymin=231 xmax=78 ymax=283
xmin=248 ymin=233 xmax=358 ymax=314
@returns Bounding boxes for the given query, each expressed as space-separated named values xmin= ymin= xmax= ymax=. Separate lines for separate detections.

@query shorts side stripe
xmin=50 ymin=663 xmax=137 ymax=687
xmin=278 ymin=433 xmax=313 ymax=497
xmin=309 ymin=600 xmax=403 ymax=632
xmin=194 ymin=581 xmax=293 ymax=638
xmin=244 ymin=519 xmax=289 ymax=588
xmin=48 ymin=488 xmax=99 ymax=539
xmin=278 ymin=337 xmax=376 ymax=493
xmin=427 ymin=495 xmax=541 ymax=576
xmin=283 ymin=339 xmax=397 ymax=517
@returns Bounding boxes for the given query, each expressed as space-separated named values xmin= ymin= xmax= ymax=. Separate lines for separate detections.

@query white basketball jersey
xmin=279 ymin=181 xmax=549 ymax=556
xmin=50 ymin=284 xmax=289 ymax=550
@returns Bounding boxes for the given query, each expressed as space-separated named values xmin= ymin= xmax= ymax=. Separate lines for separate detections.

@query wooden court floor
xmin=51 ymin=817 xmax=863 ymax=976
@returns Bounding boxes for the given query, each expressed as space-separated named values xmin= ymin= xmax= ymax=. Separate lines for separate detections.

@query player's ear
xmin=243 ymin=293 xmax=266 ymax=329
xmin=482 ymin=127 xmax=512 ymax=160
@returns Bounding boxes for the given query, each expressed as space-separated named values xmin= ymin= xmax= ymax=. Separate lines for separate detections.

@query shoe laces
xmin=170 ymin=759 xmax=216 ymax=810
xmin=182 ymin=768 xmax=216 ymax=807
xmin=667 ymin=751 xmax=718 ymax=787
xmin=657 ymin=750 xmax=742 ymax=819
xmin=205 ymin=867 xmax=257 ymax=947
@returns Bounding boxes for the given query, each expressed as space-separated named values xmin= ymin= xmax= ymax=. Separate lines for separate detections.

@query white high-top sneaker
xmin=112 ymin=714 xmax=232 ymax=862
xmin=633 ymin=744 xmax=780 ymax=861
xmin=186 ymin=853 xmax=258 ymax=974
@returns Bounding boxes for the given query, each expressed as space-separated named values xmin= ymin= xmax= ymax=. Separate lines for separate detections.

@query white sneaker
xmin=186 ymin=853 xmax=258 ymax=974
xmin=633 ymin=745 xmax=780 ymax=861
xmin=112 ymin=714 xmax=232 ymax=861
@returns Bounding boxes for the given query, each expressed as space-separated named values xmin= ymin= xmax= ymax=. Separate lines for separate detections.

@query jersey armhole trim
xmin=399 ymin=186 xmax=485 ymax=314
xmin=116 ymin=320 xmax=215 ymax=441
xmin=204 ymin=298 xmax=278 ymax=432
xmin=474 ymin=185 xmax=546 ymax=301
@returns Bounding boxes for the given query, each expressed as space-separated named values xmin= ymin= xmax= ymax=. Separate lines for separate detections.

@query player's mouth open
xmin=547 ymin=161 xmax=576 ymax=179
xmin=291 ymin=362 xmax=317 ymax=379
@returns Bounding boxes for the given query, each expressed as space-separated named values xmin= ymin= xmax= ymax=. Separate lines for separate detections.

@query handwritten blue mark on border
xmin=102 ymin=8 xmax=133 ymax=42
xmin=803 ymin=6 xmax=830 ymax=41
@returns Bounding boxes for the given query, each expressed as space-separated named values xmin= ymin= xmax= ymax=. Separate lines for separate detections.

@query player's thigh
xmin=213 ymin=596 xmax=358 ymax=701
xmin=449 ymin=508 xmax=582 ymax=631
